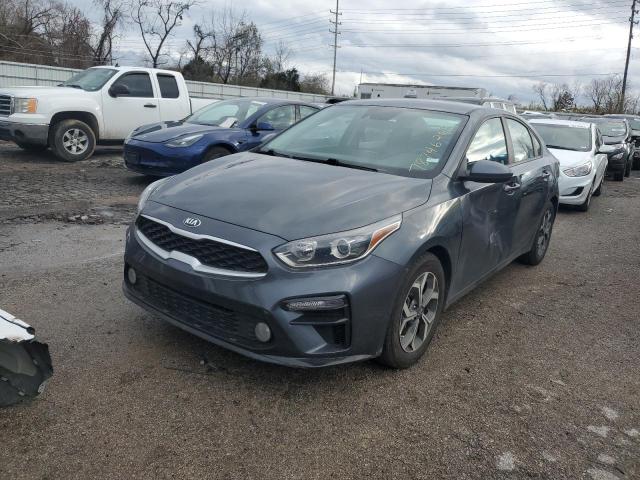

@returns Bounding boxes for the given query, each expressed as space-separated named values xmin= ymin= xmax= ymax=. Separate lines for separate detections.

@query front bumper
xmin=123 ymin=139 xmax=208 ymax=176
xmin=0 ymin=119 xmax=49 ymax=145
xmin=558 ymin=172 xmax=594 ymax=205
xmin=123 ymin=204 xmax=405 ymax=367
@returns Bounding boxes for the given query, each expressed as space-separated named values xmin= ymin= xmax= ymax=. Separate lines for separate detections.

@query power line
xmin=355 ymin=71 xmax=621 ymax=78
xmin=341 ymin=0 xmax=629 ymax=12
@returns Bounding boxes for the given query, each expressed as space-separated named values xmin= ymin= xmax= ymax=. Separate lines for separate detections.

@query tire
xmin=576 ymin=180 xmax=596 ymax=212
xmin=593 ymin=177 xmax=603 ymax=197
xmin=613 ymin=169 xmax=624 ymax=182
xmin=15 ymin=142 xmax=48 ymax=152
xmin=519 ymin=202 xmax=555 ymax=265
xmin=633 ymin=156 xmax=640 ymax=170
xmin=202 ymin=145 xmax=232 ymax=163
xmin=378 ymin=253 xmax=445 ymax=369
xmin=625 ymin=159 xmax=631 ymax=177
xmin=51 ymin=119 xmax=96 ymax=162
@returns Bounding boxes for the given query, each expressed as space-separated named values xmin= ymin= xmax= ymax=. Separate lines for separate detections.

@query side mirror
xmin=459 ymin=159 xmax=513 ymax=183
xmin=598 ymin=144 xmax=615 ymax=154
xmin=255 ymin=121 xmax=275 ymax=131
xmin=109 ymin=84 xmax=130 ymax=97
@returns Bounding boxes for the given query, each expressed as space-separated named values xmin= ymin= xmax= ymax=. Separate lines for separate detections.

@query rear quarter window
xmin=157 ymin=74 xmax=180 ymax=99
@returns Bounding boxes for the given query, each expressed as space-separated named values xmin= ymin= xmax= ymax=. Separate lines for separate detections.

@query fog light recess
xmin=127 ymin=267 xmax=137 ymax=285
xmin=255 ymin=322 xmax=272 ymax=342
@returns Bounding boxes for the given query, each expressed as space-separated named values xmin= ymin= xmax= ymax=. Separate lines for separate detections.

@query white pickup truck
xmin=0 ymin=66 xmax=216 ymax=161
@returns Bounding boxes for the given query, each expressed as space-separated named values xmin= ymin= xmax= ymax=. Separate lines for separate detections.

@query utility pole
xmin=621 ymin=0 xmax=638 ymax=112
xmin=330 ymin=0 xmax=342 ymax=96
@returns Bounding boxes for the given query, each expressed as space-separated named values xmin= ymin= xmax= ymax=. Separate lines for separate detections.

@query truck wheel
xmin=52 ymin=119 xmax=95 ymax=162
xmin=15 ymin=142 xmax=48 ymax=152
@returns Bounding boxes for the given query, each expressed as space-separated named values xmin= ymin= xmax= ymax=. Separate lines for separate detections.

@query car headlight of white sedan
xmin=563 ymin=161 xmax=592 ymax=177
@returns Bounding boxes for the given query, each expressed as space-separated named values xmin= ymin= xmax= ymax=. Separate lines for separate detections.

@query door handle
xmin=144 ymin=103 xmax=157 ymax=108
xmin=503 ymin=181 xmax=521 ymax=194
xmin=542 ymin=169 xmax=551 ymax=179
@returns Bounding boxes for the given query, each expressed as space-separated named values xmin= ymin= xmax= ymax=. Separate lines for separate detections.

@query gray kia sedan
xmin=123 ymin=99 xmax=559 ymax=368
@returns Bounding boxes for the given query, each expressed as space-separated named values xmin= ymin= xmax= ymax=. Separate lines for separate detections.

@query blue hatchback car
xmin=123 ymin=98 xmax=320 ymax=176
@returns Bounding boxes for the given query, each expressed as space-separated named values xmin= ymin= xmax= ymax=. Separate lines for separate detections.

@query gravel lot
xmin=1 ymin=142 xmax=639 ymax=480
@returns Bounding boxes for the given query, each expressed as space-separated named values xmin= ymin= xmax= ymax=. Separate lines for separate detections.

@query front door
xmin=102 ymin=71 xmax=161 ymax=140
xmin=244 ymin=105 xmax=296 ymax=150
xmin=454 ymin=117 xmax=520 ymax=293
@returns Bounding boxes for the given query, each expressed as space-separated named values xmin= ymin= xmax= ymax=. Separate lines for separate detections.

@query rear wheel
xmin=202 ymin=146 xmax=232 ymax=163
xmin=519 ymin=202 xmax=555 ymax=265
xmin=378 ymin=253 xmax=445 ymax=369
xmin=51 ymin=119 xmax=95 ymax=162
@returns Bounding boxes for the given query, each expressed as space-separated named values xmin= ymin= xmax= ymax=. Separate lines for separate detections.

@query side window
xmin=157 ymin=74 xmax=179 ymax=99
xmin=112 ymin=72 xmax=153 ymax=98
xmin=258 ymin=105 xmax=296 ymax=130
xmin=299 ymin=105 xmax=318 ymax=120
xmin=466 ymin=118 xmax=508 ymax=164
xmin=506 ymin=119 xmax=535 ymax=163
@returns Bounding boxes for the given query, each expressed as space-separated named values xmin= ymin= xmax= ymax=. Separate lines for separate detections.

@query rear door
xmin=504 ymin=118 xmax=551 ymax=254
xmin=155 ymin=73 xmax=191 ymax=122
xmin=102 ymin=71 xmax=161 ymax=139
xmin=455 ymin=116 xmax=520 ymax=289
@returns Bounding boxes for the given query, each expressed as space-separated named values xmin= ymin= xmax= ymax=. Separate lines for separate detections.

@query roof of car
xmin=528 ymin=118 xmax=593 ymax=129
xmin=338 ymin=98 xmax=494 ymax=115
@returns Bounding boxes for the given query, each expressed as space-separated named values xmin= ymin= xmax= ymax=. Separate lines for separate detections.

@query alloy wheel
xmin=536 ymin=208 xmax=553 ymax=257
xmin=62 ymin=128 xmax=89 ymax=155
xmin=399 ymin=272 xmax=439 ymax=353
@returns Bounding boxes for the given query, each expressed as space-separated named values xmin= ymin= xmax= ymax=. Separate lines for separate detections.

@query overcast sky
xmin=71 ymin=0 xmax=635 ymax=103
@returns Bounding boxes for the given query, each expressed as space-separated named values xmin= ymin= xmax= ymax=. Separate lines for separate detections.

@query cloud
xmin=69 ymin=0 xmax=634 ymax=103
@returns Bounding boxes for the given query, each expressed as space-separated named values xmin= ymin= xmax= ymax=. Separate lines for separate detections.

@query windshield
xmin=533 ymin=124 xmax=592 ymax=152
xmin=187 ymin=99 xmax=267 ymax=127
xmin=260 ymin=105 xmax=466 ymax=178
xmin=596 ymin=120 xmax=627 ymax=137
xmin=60 ymin=68 xmax=118 ymax=91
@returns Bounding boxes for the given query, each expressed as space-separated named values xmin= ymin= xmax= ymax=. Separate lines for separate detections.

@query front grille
xmin=129 ymin=272 xmax=268 ymax=349
xmin=136 ymin=216 xmax=268 ymax=274
xmin=0 ymin=95 xmax=12 ymax=117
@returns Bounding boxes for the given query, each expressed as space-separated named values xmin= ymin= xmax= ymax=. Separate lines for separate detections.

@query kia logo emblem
xmin=183 ymin=217 xmax=202 ymax=228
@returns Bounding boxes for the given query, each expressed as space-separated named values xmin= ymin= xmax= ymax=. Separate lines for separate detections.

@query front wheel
xmin=51 ymin=119 xmax=96 ymax=162
xmin=202 ymin=146 xmax=232 ymax=163
xmin=519 ymin=202 xmax=555 ymax=265
xmin=378 ymin=253 xmax=445 ymax=369
xmin=625 ymin=159 xmax=632 ymax=177
xmin=613 ymin=169 xmax=624 ymax=181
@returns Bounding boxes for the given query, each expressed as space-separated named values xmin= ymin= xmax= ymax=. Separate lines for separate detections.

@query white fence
xmin=0 ymin=61 xmax=330 ymax=103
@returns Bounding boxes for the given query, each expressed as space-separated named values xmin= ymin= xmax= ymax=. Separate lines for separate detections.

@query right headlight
xmin=563 ymin=161 xmax=592 ymax=177
xmin=273 ymin=215 xmax=401 ymax=268
xmin=137 ymin=178 xmax=169 ymax=213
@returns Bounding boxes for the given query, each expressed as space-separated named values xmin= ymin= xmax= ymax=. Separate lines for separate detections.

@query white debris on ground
xmin=601 ymin=407 xmax=619 ymax=421
xmin=587 ymin=426 xmax=610 ymax=438
xmin=587 ymin=468 xmax=620 ymax=480
xmin=596 ymin=454 xmax=616 ymax=466
xmin=496 ymin=452 xmax=515 ymax=471
xmin=0 ymin=308 xmax=35 ymax=342
xmin=624 ymin=428 xmax=639 ymax=438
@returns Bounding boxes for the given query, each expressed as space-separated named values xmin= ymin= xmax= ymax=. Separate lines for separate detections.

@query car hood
xmin=131 ymin=121 xmax=237 ymax=142
xmin=149 ymin=152 xmax=431 ymax=240
xmin=0 ymin=86 xmax=94 ymax=98
xmin=548 ymin=148 xmax=593 ymax=167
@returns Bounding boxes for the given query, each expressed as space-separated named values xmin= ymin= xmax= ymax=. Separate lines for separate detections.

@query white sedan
xmin=529 ymin=119 xmax=610 ymax=211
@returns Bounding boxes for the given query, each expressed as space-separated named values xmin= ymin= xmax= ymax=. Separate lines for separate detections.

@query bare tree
xmin=532 ymin=82 xmax=550 ymax=111
xmin=92 ymin=0 xmax=124 ymax=64
xmin=131 ymin=0 xmax=195 ymax=68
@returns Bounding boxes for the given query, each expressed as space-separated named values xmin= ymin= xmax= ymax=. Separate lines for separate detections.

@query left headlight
xmin=274 ymin=215 xmax=402 ymax=268
xmin=563 ymin=161 xmax=592 ymax=177
xmin=165 ymin=133 xmax=204 ymax=148
xmin=137 ymin=177 xmax=169 ymax=213
xmin=13 ymin=97 xmax=38 ymax=114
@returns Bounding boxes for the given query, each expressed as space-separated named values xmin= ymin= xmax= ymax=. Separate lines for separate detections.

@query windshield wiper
xmin=324 ymin=158 xmax=379 ymax=172
xmin=63 ymin=84 xmax=83 ymax=89
xmin=260 ymin=148 xmax=293 ymax=158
